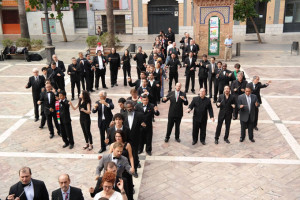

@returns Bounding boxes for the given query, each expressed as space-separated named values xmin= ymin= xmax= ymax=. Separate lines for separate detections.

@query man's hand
xmin=95 ymin=176 xmax=100 ymax=180
xmin=104 ymin=139 xmax=109 ymax=144
xmin=231 ymin=104 xmax=235 ymax=108
xmin=241 ymin=89 xmax=245 ymax=92
xmin=234 ymin=88 xmax=237 ymax=92
xmin=255 ymin=102 xmax=259 ymax=107
xmin=7 ymin=194 xmax=15 ymax=200
xmin=72 ymin=67 xmax=76 ymax=71
xmin=141 ymin=122 xmax=146 ymax=127
xmin=216 ymin=102 xmax=221 ymax=107
xmin=68 ymin=72 xmax=71 ymax=75
xmin=240 ymin=105 xmax=244 ymax=109
xmin=187 ymin=108 xmax=191 ymax=113
xmin=180 ymin=96 xmax=185 ymax=100
xmin=38 ymin=101 xmax=41 ymax=105
xmin=154 ymin=106 xmax=158 ymax=112
xmin=109 ymin=121 xmax=115 ymax=127
xmin=49 ymin=108 xmax=54 ymax=112
xmin=130 ymin=167 xmax=135 ymax=174
xmin=89 ymin=187 xmax=95 ymax=194
xmin=94 ymin=104 xmax=98 ymax=110
xmin=57 ymin=73 xmax=61 ymax=77
xmin=117 ymin=178 xmax=124 ymax=191
xmin=267 ymin=80 xmax=272 ymax=84
xmin=162 ymin=97 xmax=167 ymax=101
xmin=127 ymin=77 xmax=131 ymax=82
xmin=185 ymin=64 xmax=187 ymax=67
xmin=52 ymin=88 xmax=56 ymax=93
xmin=211 ymin=118 xmax=215 ymax=122
xmin=156 ymin=84 xmax=160 ymax=87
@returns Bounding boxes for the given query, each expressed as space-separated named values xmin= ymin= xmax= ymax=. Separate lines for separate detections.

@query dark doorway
xmin=74 ymin=3 xmax=88 ymax=28
xmin=246 ymin=2 xmax=267 ymax=33
xmin=283 ymin=0 xmax=300 ymax=32
xmin=2 ymin=10 xmax=21 ymax=34
xmin=101 ymin=15 xmax=125 ymax=34
xmin=148 ymin=0 xmax=179 ymax=34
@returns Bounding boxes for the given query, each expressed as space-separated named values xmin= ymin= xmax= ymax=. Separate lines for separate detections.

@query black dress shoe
xmin=164 ymin=138 xmax=169 ymax=143
xmin=34 ymin=118 xmax=39 ymax=122
xmin=133 ymin=172 xmax=138 ymax=178
xmin=39 ymin=125 xmax=43 ymax=129
xmin=254 ymin=127 xmax=258 ymax=131
xmin=111 ymin=85 xmax=114 ymax=88
xmin=138 ymin=150 xmax=143 ymax=154
xmin=69 ymin=144 xmax=74 ymax=149
xmin=98 ymin=148 xmax=106 ymax=153
xmin=209 ymin=96 xmax=212 ymax=98
xmin=152 ymin=118 xmax=155 ymax=122
xmin=185 ymin=90 xmax=188 ymax=93
xmin=138 ymin=163 xmax=141 ymax=168
xmin=175 ymin=138 xmax=181 ymax=143
xmin=49 ymin=134 xmax=54 ymax=139
xmin=201 ymin=141 xmax=206 ymax=145
xmin=104 ymin=87 xmax=108 ymax=89
xmin=192 ymin=141 xmax=197 ymax=145
xmin=224 ymin=139 xmax=230 ymax=144
xmin=96 ymin=87 xmax=99 ymax=90
xmin=213 ymin=100 xmax=216 ymax=103
xmin=240 ymin=138 xmax=244 ymax=142
xmin=58 ymin=133 xmax=62 ymax=137
xmin=215 ymin=140 xmax=218 ymax=144
xmin=62 ymin=143 xmax=69 ymax=148
xmin=146 ymin=151 xmax=152 ymax=156
xmin=250 ymin=139 xmax=255 ymax=143
xmin=91 ymin=90 xmax=95 ymax=92
xmin=115 ymin=84 xmax=118 ymax=86
xmin=192 ymin=91 xmax=195 ymax=94
xmin=71 ymin=98 xmax=74 ymax=101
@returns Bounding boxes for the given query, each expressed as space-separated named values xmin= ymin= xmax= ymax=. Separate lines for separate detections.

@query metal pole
xmin=43 ymin=0 xmax=55 ymax=65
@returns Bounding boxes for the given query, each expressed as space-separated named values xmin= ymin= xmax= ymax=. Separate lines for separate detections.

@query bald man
xmin=51 ymin=174 xmax=84 ymax=200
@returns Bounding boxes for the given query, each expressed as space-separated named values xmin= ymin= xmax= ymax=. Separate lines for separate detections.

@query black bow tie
xmin=143 ymin=105 xmax=147 ymax=107
xmin=113 ymin=157 xmax=120 ymax=160
xmin=22 ymin=182 xmax=31 ymax=187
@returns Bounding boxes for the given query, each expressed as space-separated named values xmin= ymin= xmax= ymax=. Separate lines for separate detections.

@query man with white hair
xmin=51 ymin=54 xmax=66 ymax=72
xmin=25 ymin=68 xmax=45 ymax=122
xmin=92 ymin=90 xmax=114 ymax=153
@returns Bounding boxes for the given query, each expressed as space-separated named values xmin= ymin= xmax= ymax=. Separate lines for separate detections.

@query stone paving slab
xmin=286 ymin=124 xmax=300 ymax=145
xmin=267 ymin=98 xmax=300 ymax=121
xmin=0 ymin=95 xmax=34 ymax=116
xmin=0 ymin=118 xmax=19 ymax=134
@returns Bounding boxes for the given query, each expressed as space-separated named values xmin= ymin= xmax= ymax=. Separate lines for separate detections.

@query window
xmin=113 ymin=0 xmax=119 ymax=10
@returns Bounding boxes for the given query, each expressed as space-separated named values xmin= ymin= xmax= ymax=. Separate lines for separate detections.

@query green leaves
xmin=233 ymin=0 xmax=270 ymax=21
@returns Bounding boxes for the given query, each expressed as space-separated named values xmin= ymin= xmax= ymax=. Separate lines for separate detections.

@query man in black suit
xmin=47 ymin=61 xmax=65 ymax=90
xmin=77 ymin=52 xmax=91 ymax=91
xmin=67 ymin=57 xmax=81 ymax=101
xmin=231 ymin=72 xmax=247 ymax=120
xmin=179 ymin=32 xmax=192 ymax=46
xmin=247 ymin=76 xmax=271 ymax=130
xmin=166 ymin=53 xmax=181 ymax=92
xmin=166 ymin=27 xmax=175 ymax=43
xmin=238 ymin=87 xmax=260 ymax=142
xmin=216 ymin=63 xmax=232 ymax=95
xmin=168 ymin=42 xmax=180 ymax=59
xmin=214 ymin=86 xmax=235 ymax=144
xmin=147 ymin=72 xmax=160 ymax=105
xmin=135 ymin=95 xmax=159 ymax=156
xmin=137 ymin=79 xmax=152 ymax=101
xmin=180 ymin=38 xmax=190 ymax=62
xmin=187 ymin=88 xmax=214 ymax=145
xmin=197 ymin=54 xmax=210 ymax=91
xmin=93 ymin=50 xmax=108 ymax=90
xmin=128 ymin=71 xmax=147 ymax=90
xmin=86 ymin=54 xmax=95 ymax=92
xmin=133 ymin=46 xmax=148 ymax=79
xmin=25 ymin=68 xmax=45 ymax=121
xmin=51 ymin=174 xmax=83 ymax=200
xmin=59 ymin=91 xmax=75 ymax=149
xmin=118 ymin=98 xmax=127 ymax=115
xmin=38 ymin=83 xmax=60 ymax=138
xmin=107 ymin=48 xmax=121 ymax=87
xmin=106 ymin=113 xmax=130 ymax=145
xmin=213 ymin=61 xmax=223 ymax=103
xmin=207 ymin=57 xmax=217 ymax=99
xmin=6 ymin=167 xmax=49 ymax=200
xmin=51 ymin=54 xmax=66 ymax=72
xmin=162 ymin=83 xmax=188 ymax=142
xmin=184 ymin=52 xmax=196 ymax=94
xmin=185 ymin=40 xmax=199 ymax=59
xmin=92 ymin=90 xmax=114 ymax=153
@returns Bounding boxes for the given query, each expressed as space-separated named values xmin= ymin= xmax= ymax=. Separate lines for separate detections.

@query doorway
xmin=74 ymin=3 xmax=88 ymax=28
xmin=246 ymin=2 xmax=267 ymax=33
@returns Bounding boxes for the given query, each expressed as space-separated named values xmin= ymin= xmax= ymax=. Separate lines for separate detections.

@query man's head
xmin=227 ymin=34 xmax=231 ymax=39
xmin=111 ymin=48 xmax=116 ymax=54
xmin=51 ymin=61 xmax=56 ymax=69
xmin=189 ymin=51 xmax=193 ymax=57
xmin=140 ymin=71 xmax=146 ymax=79
xmin=217 ymin=61 xmax=222 ymax=68
xmin=190 ymin=40 xmax=194 ymax=45
xmin=171 ymin=53 xmax=176 ymax=59
xmin=141 ymin=95 xmax=149 ymax=105
xmin=113 ymin=113 xmax=124 ymax=127
xmin=45 ymin=83 xmax=52 ymax=92
xmin=186 ymin=33 xmax=190 ymax=38
xmin=175 ymin=82 xmax=181 ymax=91
xmin=97 ymin=50 xmax=102 ymax=56
xmin=168 ymin=27 xmax=172 ymax=32
xmin=210 ymin=57 xmax=215 ymax=63
xmin=99 ymin=90 xmax=107 ymax=100
xmin=32 ymin=68 xmax=39 ymax=76
xmin=86 ymin=54 xmax=91 ymax=60
xmin=253 ymin=76 xmax=260 ymax=84
xmin=112 ymin=142 xmax=124 ymax=158
xmin=42 ymin=67 xmax=47 ymax=75
xmin=234 ymin=63 xmax=241 ymax=71
xmin=153 ymin=53 xmax=158 ymax=60
xmin=71 ymin=57 xmax=77 ymax=65
xmin=202 ymin=54 xmax=207 ymax=61
xmin=199 ymin=88 xmax=206 ymax=98
xmin=125 ymin=100 xmax=134 ymax=112
xmin=222 ymin=63 xmax=227 ymax=70
xmin=245 ymin=87 xmax=252 ymax=96
xmin=148 ymin=73 xmax=154 ymax=80
xmin=237 ymin=72 xmax=244 ymax=82
xmin=104 ymin=161 xmax=117 ymax=175
xmin=58 ymin=174 xmax=70 ymax=192
xmin=138 ymin=46 xmax=142 ymax=53
xmin=224 ymin=85 xmax=230 ymax=95
xmin=59 ymin=90 xmax=66 ymax=100
xmin=141 ymin=78 xmax=148 ymax=87
xmin=52 ymin=54 xmax=58 ymax=62
xmin=19 ymin=167 xmax=32 ymax=185
xmin=118 ymin=98 xmax=126 ymax=109
xmin=78 ymin=52 xmax=83 ymax=59
xmin=172 ymin=42 xmax=176 ymax=48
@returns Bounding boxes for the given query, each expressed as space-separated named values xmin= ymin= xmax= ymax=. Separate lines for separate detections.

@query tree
xmin=233 ymin=0 xmax=270 ymax=43
xmin=106 ymin=0 xmax=115 ymax=47
xmin=18 ymin=0 xmax=30 ymax=38
xmin=28 ymin=0 xmax=78 ymax=42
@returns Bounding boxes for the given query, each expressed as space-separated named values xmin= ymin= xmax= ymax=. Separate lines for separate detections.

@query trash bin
xmin=128 ymin=44 xmax=136 ymax=53
xmin=236 ymin=42 xmax=241 ymax=56
xmin=291 ymin=41 xmax=299 ymax=55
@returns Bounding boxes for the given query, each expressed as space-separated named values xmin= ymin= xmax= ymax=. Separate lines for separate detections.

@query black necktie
xmin=22 ymin=182 xmax=31 ymax=187
xmin=113 ymin=157 xmax=120 ymax=160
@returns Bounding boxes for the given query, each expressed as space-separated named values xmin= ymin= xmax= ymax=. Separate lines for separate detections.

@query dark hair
xmin=85 ymin=53 xmax=90 ymax=57
xmin=60 ymin=90 xmax=66 ymax=96
xmin=222 ymin=63 xmax=227 ymax=68
xmin=125 ymin=100 xmax=134 ymax=107
xmin=113 ymin=113 xmax=124 ymax=121
xmin=246 ymin=86 xmax=252 ymax=91
xmin=115 ymin=129 xmax=127 ymax=142
xmin=202 ymin=54 xmax=207 ymax=58
xmin=217 ymin=61 xmax=222 ymax=65
xmin=211 ymin=57 xmax=216 ymax=60
xmin=79 ymin=90 xmax=91 ymax=106
xmin=140 ymin=71 xmax=146 ymax=76
xmin=97 ymin=50 xmax=102 ymax=53
xmin=19 ymin=167 xmax=32 ymax=175
xmin=141 ymin=94 xmax=148 ymax=99
xmin=234 ymin=63 xmax=241 ymax=69
xmin=104 ymin=161 xmax=117 ymax=171
xmin=41 ymin=67 xmax=47 ymax=72
xmin=118 ymin=98 xmax=126 ymax=104
xmin=51 ymin=61 xmax=56 ymax=66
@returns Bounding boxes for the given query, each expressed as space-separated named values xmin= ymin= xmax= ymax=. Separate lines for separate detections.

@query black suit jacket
xmin=39 ymin=91 xmax=56 ymax=115
xmin=162 ymin=91 xmax=188 ymax=118
xmin=135 ymin=103 xmax=159 ymax=128
xmin=231 ymin=80 xmax=248 ymax=96
xmin=92 ymin=98 xmax=114 ymax=127
xmin=129 ymin=79 xmax=142 ymax=90
xmin=207 ymin=63 xmax=218 ymax=80
xmin=216 ymin=94 xmax=235 ymax=119
xmin=51 ymin=186 xmax=83 ymax=200
xmin=166 ymin=58 xmax=181 ymax=74
xmin=49 ymin=60 xmax=65 ymax=72
xmin=107 ymin=126 xmax=130 ymax=145
xmin=217 ymin=70 xmax=232 ymax=90
xmin=123 ymin=111 xmax=144 ymax=147
xmin=6 ymin=179 xmax=49 ymax=200
xmin=184 ymin=57 xmax=197 ymax=74
xmin=197 ymin=59 xmax=210 ymax=78
xmin=59 ymin=99 xmax=71 ymax=124
xmin=188 ymin=96 xmax=214 ymax=122
xmin=133 ymin=53 xmax=147 ymax=69
xmin=67 ymin=63 xmax=81 ymax=81
xmin=147 ymin=80 xmax=159 ymax=103
xmin=246 ymin=82 xmax=269 ymax=104
xmin=47 ymin=67 xmax=65 ymax=90
xmin=238 ymin=94 xmax=259 ymax=122
xmin=77 ymin=57 xmax=91 ymax=75
xmin=93 ymin=55 xmax=107 ymax=72
xmin=26 ymin=75 xmax=45 ymax=99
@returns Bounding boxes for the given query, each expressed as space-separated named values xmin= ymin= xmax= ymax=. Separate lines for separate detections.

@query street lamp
xmin=42 ymin=0 xmax=55 ymax=64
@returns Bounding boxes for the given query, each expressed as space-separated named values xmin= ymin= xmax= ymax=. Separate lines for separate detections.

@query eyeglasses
xmin=103 ymin=185 xmax=113 ymax=189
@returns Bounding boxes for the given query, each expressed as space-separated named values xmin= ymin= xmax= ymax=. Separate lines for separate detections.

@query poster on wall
xmin=41 ymin=18 xmax=56 ymax=34
xmin=208 ymin=16 xmax=220 ymax=55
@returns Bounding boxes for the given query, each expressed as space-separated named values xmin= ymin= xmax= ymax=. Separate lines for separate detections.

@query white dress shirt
xmin=128 ymin=112 xmax=134 ymax=130
xmin=98 ymin=56 xmax=104 ymax=69
xmin=61 ymin=186 xmax=70 ymax=200
xmin=48 ymin=93 xmax=51 ymax=104
xmin=24 ymin=181 xmax=34 ymax=200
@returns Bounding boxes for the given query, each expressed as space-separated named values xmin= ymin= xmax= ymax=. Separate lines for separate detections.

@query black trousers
xmin=46 ymin=111 xmax=60 ymax=135
xmin=122 ymin=171 xmax=134 ymax=200
xmin=60 ymin=122 xmax=74 ymax=145
xmin=139 ymin=127 xmax=153 ymax=153
xmin=169 ymin=72 xmax=178 ymax=91
xmin=40 ymin=109 xmax=46 ymax=127
xmin=95 ymin=69 xmax=106 ymax=89
xmin=99 ymin=120 xmax=108 ymax=150
xmin=254 ymin=107 xmax=259 ymax=128
xmin=240 ymin=118 xmax=254 ymax=140
xmin=185 ymin=73 xmax=195 ymax=92
xmin=81 ymin=72 xmax=91 ymax=91
xmin=166 ymin=116 xmax=182 ymax=139
xmin=233 ymin=94 xmax=239 ymax=118
xmin=199 ymin=77 xmax=208 ymax=91
xmin=131 ymin=144 xmax=140 ymax=171
xmin=71 ymin=80 xmax=80 ymax=99
xmin=208 ymin=77 xmax=216 ymax=98
xmin=214 ymin=80 xmax=219 ymax=101
xmin=33 ymin=97 xmax=39 ymax=119
xmin=110 ymin=69 xmax=118 ymax=86
xmin=90 ymin=70 xmax=95 ymax=90
xmin=192 ymin=119 xmax=207 ymax=143
xmin=123 ymin=66 xmax=131 ymax=86
xmin=80 ymin=117 xmax=92 ymax=144
xmin=215 ymin=114 xmax=232 ymax=140
xmin=137 ymin=66 xmax=145 ymax=79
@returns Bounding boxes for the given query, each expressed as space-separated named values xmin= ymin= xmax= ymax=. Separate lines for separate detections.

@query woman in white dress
xmin=94 ymin=171 xmax=128 ymax=200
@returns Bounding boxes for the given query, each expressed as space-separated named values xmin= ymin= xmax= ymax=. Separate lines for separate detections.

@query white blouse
xmin=94 ymin=191 xmax=122 ymax=200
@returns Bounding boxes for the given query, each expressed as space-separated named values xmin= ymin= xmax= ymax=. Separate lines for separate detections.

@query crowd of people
xmin=7 ymin=27 xmax=271 ymax=199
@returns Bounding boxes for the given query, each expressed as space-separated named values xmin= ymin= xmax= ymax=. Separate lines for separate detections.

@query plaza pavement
xmin=0 ymin=34 xmax=300 ymax=199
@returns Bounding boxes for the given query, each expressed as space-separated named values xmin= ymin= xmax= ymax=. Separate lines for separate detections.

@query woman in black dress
xmin=121 ymin=49 xmax=132 ymax=86
xmin=69 ymin=90 xmax=93 ymax=150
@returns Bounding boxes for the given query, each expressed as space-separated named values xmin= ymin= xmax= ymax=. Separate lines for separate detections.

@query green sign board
xmin=41 ymin=18 xmax=56 ymax=34
xmin=208 ymin=16 xmax=220 ymax=55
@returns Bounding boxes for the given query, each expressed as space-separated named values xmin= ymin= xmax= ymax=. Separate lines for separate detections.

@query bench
xmin=2 ymin=46 xmax=28 ymax=61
